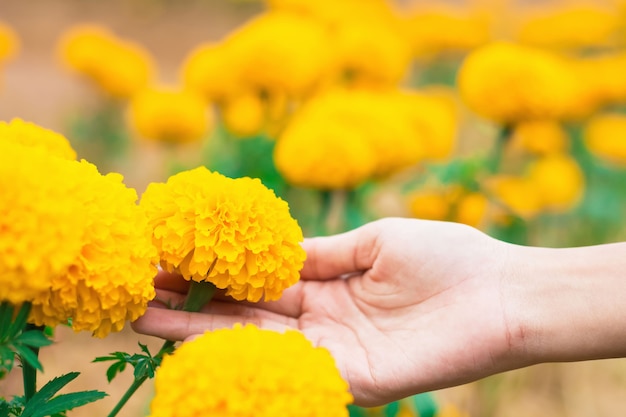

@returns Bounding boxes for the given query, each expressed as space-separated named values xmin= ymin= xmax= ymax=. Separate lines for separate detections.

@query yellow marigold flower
xmin=403 ymin=5 xmax=491 ymax=57
xmin=516 ymin=5 xmax=620 ymax=50
xmin=224 ymin=11 xmax=333 ymax=96
xmin=487 ymin=175 xmax=542 ymax=219
xmin=0 ymin=142 xmax=87 ymax=305
xmin=408 ymin=190 xmax=450 ymax=221
xmin=221 ymin=93 xmax=266 ymax=137
xmin=0 ymin=21 xmax=19 ymax=63
xmin=0 ymin=118 xmax=77 ymax=160
xmin=457 ymin=42 xmax=584 ymax=123
xmin=456 ymin=192 xmax=489 ymax=229
xmin=274 ymin=116 xmax=378 ymax=189
xmin=510 ymin=120 xmax=568 ymax=155
xmin=128 ymin=86 xmax=211 ymax=144
xmin=527 ymin=154 xmax=584 ymax=212
xmin=140 ymin=167 xmax=305 ymax=302
xmin=29 ymin=160 xmax=157 ymax=337
xmin=58 ymin=24 xmax=155 ymax=98
xmin=149 ymin=324 xmax=352 ymax=417
xmin=584 ymin=113 xmax=626 ymax=165
xmin=181 ymin=42 xmax=242 ymax=102
xmin=575 ymin=53 xmax=626 ymax=111
xmin=436 ymin=403 xmax=470 ymax=417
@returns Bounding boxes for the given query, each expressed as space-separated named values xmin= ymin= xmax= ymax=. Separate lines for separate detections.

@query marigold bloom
xmin=0 ymin=21 xmax=19 ymax=63
xmin=0 ymin=118 xmax=77 ymax=160
xmin=527 ymin=154 xmax=584 ymax=212
xmin=584 ymin=113 xmax=626 ymax=165
xmin=457 ymin=42 xmax=584 ymax=123
xmin=274 ymin=116 xmax=378 ymax=189
xmin=149 ymin=324 xmax=352 ymax=417
xmin=408 ymin=190 xmax=450 ymax=221
xmin=510 ymin=120 xmax=568 ymax=155
xmin=516 ymin=5 xmax=620 ymax=50
xmin=128 ymin=86 xmax=211 ymax=144
xmin=58 ymin=24 xmax=155 ymax=98
xmin=487 ymin=175 xmax=543 ymax=219
xmin=140 ymin=167 xmax=305 ymax=302
xmin=0 ymin=142 xmax=87 ymax=305
xmin=574 ymin=53 xmax=626 ymax=112
xmin=403 ymin=5 xmax=491 ymax=57
xmin=456 ymin=192 xmax=489 ymax=228
xmin=221 ymin=93 xmax=266 ymax=137
xmin=29 ymin=160 xmax=157 ymax=337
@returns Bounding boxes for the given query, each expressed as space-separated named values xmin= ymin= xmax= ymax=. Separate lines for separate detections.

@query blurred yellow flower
xmin=575 ymin=52 xmax=626 ymax=111
xmin=225 ymin=11 xmax=333 ymax=96
xmin=408 ymin=190 xmax=450 ymax=221
xmin=487 ymin=175 xmax=543 ymax=219
xmin=516 ymin=5 xmax=620 ymax=50
xmin=457 ymin=42 xmax=584 ymax=123
xmin=149 ymin=324 xmax=352 ymax=417
xmin=527 ymin=154 xmax=584 ymax=213
xmin=274 ymin=116 xmax=378 ymax=189
xmin=0 ymin=21 xmax=19 ymax=63
xmin=221 ymin=93 xmax=266 ymax=137
xmin=0 ymin=118 xmax=77 ymax=160
xmin=510 ymin=120 xmax=568 ymax=155
xmin=403 ymin=5 xmax=491 ymax=57
xmin=58 ymin=24 xmax=155 ymax=98
xmin=140 ymin=167 xmax=305 ymax=302
xmin=181 ymin=42 xmax=242 ymax=102
xmin=0 ymin=142 xmax=87 ymax=306
xmin=584 ymin=113 xmax=626 ymax=165
xmin=30 ymin=161 xmax=157 ymax=337
xmin=456 ymin=192 xmax=489 ymax=229
xmin=436 ymin=403 xmax=470 ymax=417
xmin=128 ymin=86 xmax=211 ymax=144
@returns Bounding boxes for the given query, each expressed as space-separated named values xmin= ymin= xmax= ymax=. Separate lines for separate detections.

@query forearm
xmin=506 ymin=242 xmax=626 ymax=365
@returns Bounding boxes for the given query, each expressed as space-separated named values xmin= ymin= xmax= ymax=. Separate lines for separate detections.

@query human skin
xmin=132 ymin=217 xmax=626 ymax=406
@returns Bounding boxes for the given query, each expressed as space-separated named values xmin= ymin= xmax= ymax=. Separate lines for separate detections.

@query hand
xmin=132 ymin=218 xmax=526 ymax=406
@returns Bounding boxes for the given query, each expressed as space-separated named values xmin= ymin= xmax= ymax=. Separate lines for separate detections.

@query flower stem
xmin=22 ymin=323 xmax=42 ymax=403
xmin=487 ymin=125 xmax=512 ymax=174
xmin=106 ymin=375 xmax=147 ymax=417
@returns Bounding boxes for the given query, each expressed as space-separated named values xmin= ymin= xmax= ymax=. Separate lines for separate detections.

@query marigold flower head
xmin=128 ymin=86 xmax=211 ymax=144
xmin=408 ymin=190 xmax=450 ymax=221
xmin=403 ymin=5 xmax=491 ymax=57
xmin=456 ymin=192 xmax=489 ymax=229
xmin=0 ymin=21 xmax=19 ymax=63
xmin=221 ymin=93 xmax=266 ymax=137
xmin=527 ymin=154 xmax=584 ymax=213
xmin=510 ymin=120 xmax=568 ymax=156
xmin=0 ymin=142 xmax=87 ymax=305
xmin=274 ymin=114 xmax=378 ymax=189
xmin=516 ymin=5 xmax=620 ymax=50
xmin=0 ymin=118 xmax=77 ymax=160
xmin=584 ymin=113 xmax=626 ymax=165
xmin=149 ymin=324 xmax=352 ymax=417
xmin=487 ymin=175 xmax=543 ymax=219
xmin=140 ymin=167 xmax=305 ymax=302
xmin=574 ymin=53 xmax=626 ymax=112
xmin=29 ymin=160 xmax=157 ymax=337
xmin=457 ymin=42 xmax=584 ymax=123
xmin=224 ymin=11 xmax=333 ymax=96
xmin=58 ymin=24 xmax=155 ymax=98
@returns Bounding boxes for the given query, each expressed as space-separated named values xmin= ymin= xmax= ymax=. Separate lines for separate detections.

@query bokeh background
xmin=3 ymin=0 xmax=626 ymax=416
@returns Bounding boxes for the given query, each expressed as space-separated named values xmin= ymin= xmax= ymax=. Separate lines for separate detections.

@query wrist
xmin=503 ymin=242 xmax=626 ymax=365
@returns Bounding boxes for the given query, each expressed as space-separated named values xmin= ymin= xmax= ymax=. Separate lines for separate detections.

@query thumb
xmin=300 ymin=223 xmax=378 ymax=280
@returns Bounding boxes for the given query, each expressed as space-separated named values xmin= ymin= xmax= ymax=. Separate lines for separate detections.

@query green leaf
xmin=0 ymin=302 xmax=14 ymax=340
xmin=105 ymin=361 xmax=126 ymax=383
xmin=7 ymin=303 xmax=31 ymax=339
xmin=0 ymin=345 xmax=14 ymax=375
xmin=21 ymin=373 xmax=80 ymax=417
xmin=0 ymin=399 xmax=9 ymax=417
xmin=28 ymin=390 xmax=107 ymax=417
xmin=384 ymin=401 xmax=400 ymax=417
xmin=410 ymin=393 xmax=438 ymax=417
xmin=13 ymin=345 xmax=43 ymax=372
xmin=15 ymin=331 xmax=53 ymax=348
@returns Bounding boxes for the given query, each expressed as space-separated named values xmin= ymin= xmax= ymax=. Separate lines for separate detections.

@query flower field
xmin=3 ymin=0 xmax=626 ymax=416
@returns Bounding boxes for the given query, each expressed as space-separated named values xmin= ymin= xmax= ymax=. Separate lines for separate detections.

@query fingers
xmin=301 ymin=223 xmax=379 ymax=280
xmin=131 ymin=306 xmax=299 ymax=341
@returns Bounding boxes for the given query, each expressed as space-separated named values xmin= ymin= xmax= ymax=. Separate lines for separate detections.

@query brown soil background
xmin=2 ymin=1 xmax=626 ymax=416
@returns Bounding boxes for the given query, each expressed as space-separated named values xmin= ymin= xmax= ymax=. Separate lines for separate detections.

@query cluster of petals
xmin=140 ymin=167 xmax=305 ymax=302
xmin=0 ymin=123 xmax=157 ymax=337
xmin=149 ymin=324 xmax=352 ymax=417
xmin=58 ymin=24 xmax=155 ymax=98
xmin=584 ymin=113 xmax=626 ymax=166
xmin=274 ymin=88 xmax=457 ymax=189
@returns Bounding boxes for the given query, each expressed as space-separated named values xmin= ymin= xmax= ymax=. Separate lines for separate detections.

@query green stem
xmin=319 ymin=190 xmax=347 ymax=235
xmin=22 ymin=323 xmax=42 ymax=403
xmin=487 ymin=125 xmax=512 ymax=174
xmin=107 ymin=278 xmax=218 ymax=417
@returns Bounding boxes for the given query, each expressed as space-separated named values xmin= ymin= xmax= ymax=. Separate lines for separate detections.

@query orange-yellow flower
xmin=128 ymin=86 xmax=211 ymax=144
xmin=0 ymin=118 xmax=77 ymax=160
xmin=149 ymin=324 xmax=352 ymax=417
xmin=140 ymin=167 xmax=305 ymax=302
xmin=487 ymin=175 xmax=543 ymax=219
xmin=0 ymin=21 xmax=19 ymax=63
xmin=584 ymin=113 xmax=626 ymax=165
xmin=527 ymin=154 xmax=584 ymax=212
xmin=510 ymin=120 xmax=568 ymax=155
